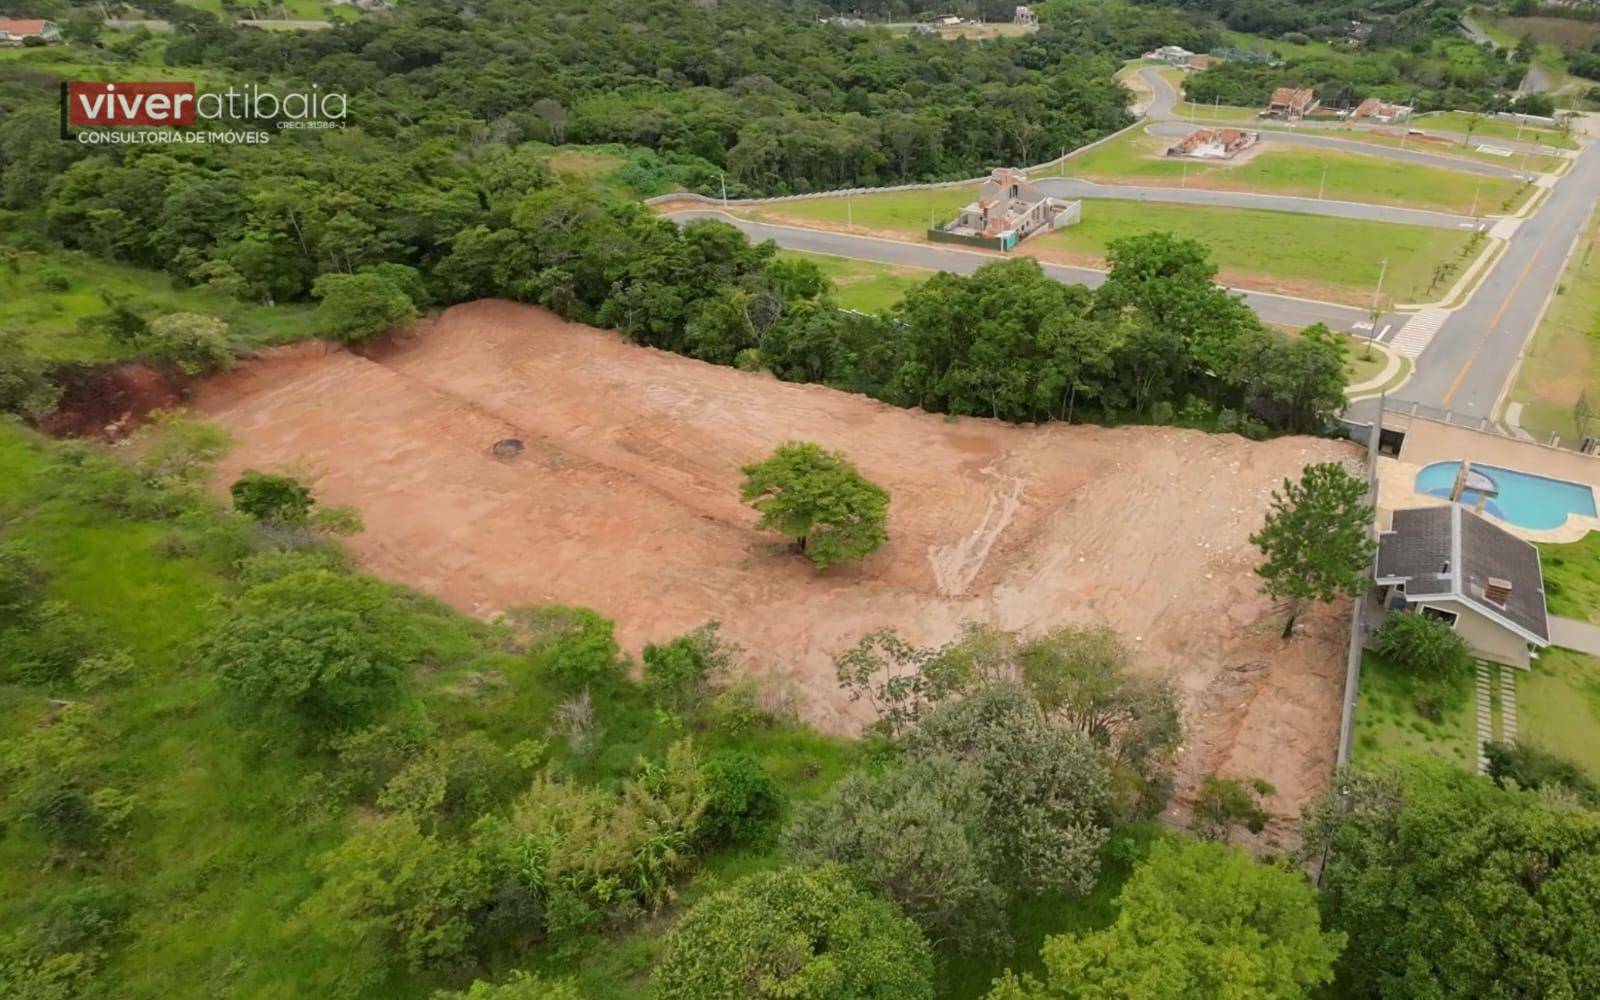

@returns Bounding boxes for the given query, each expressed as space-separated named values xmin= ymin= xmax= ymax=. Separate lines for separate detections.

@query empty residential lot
xmin=194 ymin=300 xmax=1357 ymax=822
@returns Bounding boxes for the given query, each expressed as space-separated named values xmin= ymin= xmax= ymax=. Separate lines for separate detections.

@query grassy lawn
xmin=1341 ymin=335 xmax=1396 ymax=386
xmin=1287 ymin=124 xmax=1567 ymax=173
xmin=1068 ymin=129 xmax=1527 ymax=215
xmin=1519 ymin=648 xmax=1600 ymax=780
xmin=1353 ymin=651 xmax=1478 ymax=771
xmin=1507 ymin=202 xmax=1600 ymax=443
xmin=1416 ymin=110 xmax=1577 ymax=150
xmin=1038 ymin=201 xmax=1476 ymax=305
xmin=2 ymin=245 xmax=317 ymax=362
xmin=756 ymin=185 xmax=974 ymax=234
xmin=777 ymin=250 xmax=930 ymax=313
xmin=1537 ymin=532 xmax=1600 ymax=623
xmin=757 ymin=190 xmax=1476 ymax=304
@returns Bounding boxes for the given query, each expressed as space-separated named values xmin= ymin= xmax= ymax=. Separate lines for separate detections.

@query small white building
xmin=1147 ymin=45 xmax=1196 ymax=65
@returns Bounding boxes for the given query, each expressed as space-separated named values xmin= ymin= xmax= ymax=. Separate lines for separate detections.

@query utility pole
xmin=720 ymin=174 xmax=728 ymax=208
xmin=847 ymin=194 xmax=852 ymax=230
xmin=1470 ymin=177 xmax=1482 ymax=217
xmin=1370 ymin=257 xmax=1389 ymax=326
xmin=1319 ymin=163 xmax=1328 ymax=200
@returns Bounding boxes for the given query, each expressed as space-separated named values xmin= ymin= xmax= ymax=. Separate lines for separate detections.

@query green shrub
xmin=653 ymin=864 xmax=934 ymax=1000
xmin=643 ymin=621 xmax=734 ymax=715
xmin=143 ymin=312 xmax=234 ymax=374
xmin=1373 ymin=613 xmax=1472 ymax=678
xmin=699 ymin=750 xmax=783 ymax=846
xmin=200 ymin=570 xmax=414 ymax=728
xmin=512 ymin=605 xmax=624 ymax=687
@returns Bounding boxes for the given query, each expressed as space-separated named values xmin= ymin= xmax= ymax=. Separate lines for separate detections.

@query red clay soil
xmin=40 ymin=363 xmax=185 ymax=440
xmin=193 ymin=300 xmax=1360 ymax=832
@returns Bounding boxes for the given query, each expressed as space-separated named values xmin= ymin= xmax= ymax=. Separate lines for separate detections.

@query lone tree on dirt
xmin=1250 ymin=462 xmax=1375 ymax=639
xmin=740 ymin=442 xmax=889 ymax=569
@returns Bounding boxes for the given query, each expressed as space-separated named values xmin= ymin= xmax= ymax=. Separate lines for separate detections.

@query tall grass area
xmin=1069 ymin=130 xmax=1529 ymax=215
xmin=0 ymin=419 xmax=863 ymax=997
xmin=1518 ymin=648 xmax=1600 ymax=781
xmin=1352 ymin=650 xmax=1477 ymax=771
xmin=0 ymin=244 xmax=317 ymax=362
xmin=1509 ymin=203 xmax=1600 ymax=444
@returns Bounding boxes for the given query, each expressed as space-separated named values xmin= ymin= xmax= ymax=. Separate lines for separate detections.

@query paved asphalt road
xmin=665 ymin=209 xmax=1394 ymax=333
xmin=1352 ymin=136 xmax=1600 ymax=419
xmin=1029 ymin=175 xmax=1487 ymax=230
xmin=1144 ymin=120 xmax=1535 ymax=180
xmin=1139 ymin=67 xmax=1559 ymax=160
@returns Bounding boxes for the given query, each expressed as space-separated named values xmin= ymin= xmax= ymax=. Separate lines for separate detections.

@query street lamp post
xmin=1319 ymin=163 xmax=1328 ymax=200
xmin=720 ymin=174 xmax=728 ymax=208
xmin=1470 ymin=178 xmax=1482 ymax=217
xmin=1370 ymin=257 xmax=1389 ymax=333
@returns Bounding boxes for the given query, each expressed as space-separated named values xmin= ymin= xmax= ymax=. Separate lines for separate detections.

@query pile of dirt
xmin=41 ymin=363 xmax=185 ymax=440
xmin=193 ymin=299 xmax=1361 ymax=831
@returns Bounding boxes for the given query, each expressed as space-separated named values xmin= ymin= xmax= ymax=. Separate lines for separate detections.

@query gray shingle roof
xmin=1376 ymin=505 xmax=1548 ymax=643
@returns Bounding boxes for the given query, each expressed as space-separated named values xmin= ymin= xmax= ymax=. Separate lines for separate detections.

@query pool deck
xmin=1378 ymin=416 xmax=1600 ymax=543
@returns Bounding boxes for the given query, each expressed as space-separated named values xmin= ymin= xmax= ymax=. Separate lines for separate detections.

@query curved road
xmin=665 ymin=208 xmax=1394 ymax=333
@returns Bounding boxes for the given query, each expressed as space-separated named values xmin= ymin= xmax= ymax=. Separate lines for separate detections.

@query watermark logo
xmin=60 ymin=81 xmax=347 ymax=144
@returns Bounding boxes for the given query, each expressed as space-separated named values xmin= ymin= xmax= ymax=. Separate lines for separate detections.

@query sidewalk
xmin=1549 ymin=615 xmax=1600 ymax=655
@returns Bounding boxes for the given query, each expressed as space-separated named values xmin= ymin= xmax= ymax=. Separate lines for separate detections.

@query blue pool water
xmin=1415 ymin=461 xmax=1597 ymax=531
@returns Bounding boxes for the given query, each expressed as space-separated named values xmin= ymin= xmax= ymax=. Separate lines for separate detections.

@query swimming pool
xmin=1414 ymin=461 xmax=1597 ymax=531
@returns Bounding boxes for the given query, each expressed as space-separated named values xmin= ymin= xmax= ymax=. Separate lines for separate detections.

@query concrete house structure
xmin=1167 ymin=127 xmax=1259 ymax=159
xmin=0 ymin=18 xmax=60 ymax=44
xmin=930 ymin=168 xmax=1080 ymax=251
xmin=1375 ymin=505 xmax=1550 ymax=668
xmin=1351 ymin=97 xmax=1412 ymax=123
xmin=1264 ymin=87 xmax=1317 ymax=120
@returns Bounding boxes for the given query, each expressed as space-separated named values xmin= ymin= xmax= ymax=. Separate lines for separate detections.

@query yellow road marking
xmin=1446 ymin=246 xmax=1542 ymax=406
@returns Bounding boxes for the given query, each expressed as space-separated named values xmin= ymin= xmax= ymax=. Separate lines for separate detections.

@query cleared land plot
xmin=1069 ymin=128 xmax=1527 ymax=214
xmin=1353 ymin=651 xmax=1477 ymax=770
xmin=776 ymin=250 xmax=928 ymax=313
xmin=1519 ymin=648 xmax=1600 ymax=780
xmin=1418 ymin=111 xmax=1577 ymax=150
xmin=194 ymin=300 xmax=1356 ymax=823
xmin=1509 ymin=203 xmax=1600 ymax=444
xmin=749 ymin=191 xmax=1477 ymax=305
xmin=1287 ymin=124 xmax=1566 ymax=173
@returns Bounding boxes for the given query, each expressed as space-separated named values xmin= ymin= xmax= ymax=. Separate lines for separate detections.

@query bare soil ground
xmin=193 ymin=300 xmax=1358 ymax=827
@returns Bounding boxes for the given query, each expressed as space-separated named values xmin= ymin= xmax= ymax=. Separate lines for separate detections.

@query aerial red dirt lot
xmin=194 ymin=299 xmax=1360 ymax=828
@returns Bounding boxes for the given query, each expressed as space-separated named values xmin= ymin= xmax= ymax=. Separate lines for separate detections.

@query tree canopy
xmin=989 ymin=838 xmax=1343 ymax=1000
xmin=740 ymin=442 xmax=890 ymax=568
xmin=1251 ymin=461 xmax=1375 ymax=637
xmin=652 ymin=864 xmax=935 ymax=1000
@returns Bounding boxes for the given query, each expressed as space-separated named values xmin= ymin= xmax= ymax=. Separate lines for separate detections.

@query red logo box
xmin=68 ymin=82 xmax=197 ymax=126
